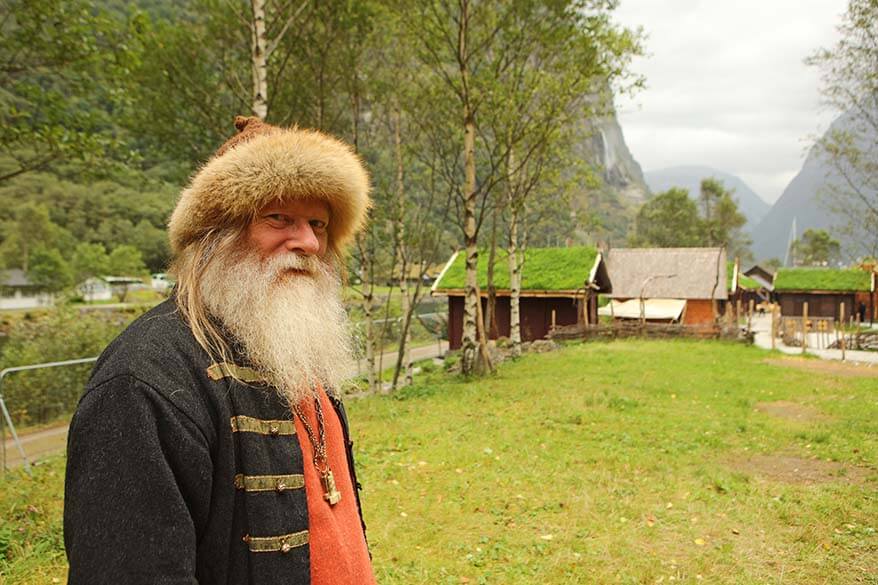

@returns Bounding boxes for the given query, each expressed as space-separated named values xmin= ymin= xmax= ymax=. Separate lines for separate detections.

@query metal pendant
xmin=321 ymin=470 xmax=342 ymax=505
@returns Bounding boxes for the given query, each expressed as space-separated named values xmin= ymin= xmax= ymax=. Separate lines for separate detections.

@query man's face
xmin=201 ymin=196 xmax=352 ymax=403
xmin=246 ymin=198 xmax=330 ymax=261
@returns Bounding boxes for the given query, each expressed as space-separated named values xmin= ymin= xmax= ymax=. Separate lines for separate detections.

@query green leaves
xmin=0 ymin=0 xmax=130 ymax=182
xmin=633 ymin=179 xmax=751 ymax=261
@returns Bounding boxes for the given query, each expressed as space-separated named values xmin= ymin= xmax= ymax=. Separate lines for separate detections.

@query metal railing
xmin=0 ymin=357 xmax=97 ymax=477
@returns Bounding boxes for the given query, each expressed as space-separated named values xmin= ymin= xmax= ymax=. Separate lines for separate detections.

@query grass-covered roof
xmin=774 ymin=268 xmax=873 ymax=292
xmin=433 ymin=246 xmax=599 ymax=292
xmin=727 ymin=261 xmax=761 ymax=291
xmin=739 ymin=274 xmax=760 ymax=290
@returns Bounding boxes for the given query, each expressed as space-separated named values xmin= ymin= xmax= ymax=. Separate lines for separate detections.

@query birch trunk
xmin=355 ymin=235 xmax=377 ymax=393
xmin=506 ymin=142 xmax=523 ymax=357
xmin=249 ymin=0 xmax=269 ymax=119
xmin=458 ymin=0 xmax=481 ymax=376
xmin=485 ymin=206 xmax=498 ymax=338
xmin=391 ymin=107 xmax=413 ymax=390
xmin=461 ymin=111 xmax=479 ymax=376
xmin=508 ymin=204 xmax=522 ymax=357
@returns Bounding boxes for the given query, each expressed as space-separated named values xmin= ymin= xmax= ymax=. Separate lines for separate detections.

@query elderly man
xmin=64 ymin=116 xmax=375 ymax=585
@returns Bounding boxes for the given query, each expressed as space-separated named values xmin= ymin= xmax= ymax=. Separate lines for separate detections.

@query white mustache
xmin=263 ymin=252 xmax=324 ymax=277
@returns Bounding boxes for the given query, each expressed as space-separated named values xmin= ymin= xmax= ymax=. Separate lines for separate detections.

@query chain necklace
xmin=292 ymin=396 xmax=341 ymax=506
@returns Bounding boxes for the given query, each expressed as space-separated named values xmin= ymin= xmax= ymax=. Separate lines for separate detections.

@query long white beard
xmin=200 ymin=247 xmax=355 ymax=405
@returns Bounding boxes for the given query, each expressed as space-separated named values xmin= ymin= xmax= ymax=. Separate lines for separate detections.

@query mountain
xmin=644 ymin=166 xmax=770 ymax=232
xmin=584 ymin=114 xmax=650 ymax=204
xmin=749 ymin=112 xmax=873 ymax=262
xmin=569 ymin=111 xmax=650 ymax=244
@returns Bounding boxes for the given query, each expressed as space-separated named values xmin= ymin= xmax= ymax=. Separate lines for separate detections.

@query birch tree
xmin=400 ymin=0 xmax=516 ymax=376
xmin=807 ymin=0 xmax=878 ymax=258
xmin=480 ymin=2 xmax=641 ymax=356
xmin=232 ymin=0 xmax=310 ymax=119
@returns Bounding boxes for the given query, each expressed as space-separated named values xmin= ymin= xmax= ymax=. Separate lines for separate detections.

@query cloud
xmin=612 ymin=0 xmax=847 ymax=203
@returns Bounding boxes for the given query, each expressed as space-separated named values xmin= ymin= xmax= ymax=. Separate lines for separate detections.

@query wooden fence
xmin=550 ymin=321 xmax=745 ymax=342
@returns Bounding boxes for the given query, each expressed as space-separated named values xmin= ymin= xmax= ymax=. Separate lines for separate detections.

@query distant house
xmin=431 ymin=246 xmax=611 ymax=349
xmin=0 ymin=269 xmax=54 ymax=310
xmin=743 ymin=265 xmax=775 ymax=291
xmin=151 ymin=273 xmax=175 ymax=293
xmin=77 ymin=275 xmax=147 ymax=302
xmin=601 ymin=248 xmax=727 ymax=325
xmin=78 ymin=277 xmax=113 ymax=302
xmin=728 ymin=260 xmax=769 ymax=309
xmin=774 ymin=267 xmax=876 ymax=322
xmin=385 ymin=263 xmax=445 ymax=287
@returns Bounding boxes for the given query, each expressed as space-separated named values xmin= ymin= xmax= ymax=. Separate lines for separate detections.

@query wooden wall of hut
xmin=447 ymin=295 xmax=590 ymax=350
xmin=778 ymin=293 xmax=857 ymax=320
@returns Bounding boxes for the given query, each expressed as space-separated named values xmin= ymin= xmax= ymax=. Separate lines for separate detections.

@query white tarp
xmin=598 ymin=298 xmax=687 ymax=321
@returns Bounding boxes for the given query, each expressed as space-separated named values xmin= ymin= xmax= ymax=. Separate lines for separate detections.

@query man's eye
xmin=310 ymin=219 xmax=327 ymax=230
xmin=266 ymin=214 xmax=287 ymax=223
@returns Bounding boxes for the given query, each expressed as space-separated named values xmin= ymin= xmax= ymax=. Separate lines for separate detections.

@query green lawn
xmin=2 ymin=340 xmax=877 ymax=584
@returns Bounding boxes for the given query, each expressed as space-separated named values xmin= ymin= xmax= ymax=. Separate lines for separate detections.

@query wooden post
xmin=770 ymin=305 xmax=776 ymax=350
xmin=839 ymin=302 xmax=846 ymax=361
xmin=736 ymin=299 xmax=742 ymax=325
xmin=856 ymin=312 xmax=861 ymax=350
xmin=551 ymin=309 xmax=556 ymax=332
xmin=747 ymin=299 xmax=754 ymax=335
xmin=802 ymin=302 xmax=809 ymax=354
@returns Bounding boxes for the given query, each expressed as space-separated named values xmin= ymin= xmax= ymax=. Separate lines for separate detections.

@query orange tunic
xmin=293 ymin=388 xmax=375 ymax=585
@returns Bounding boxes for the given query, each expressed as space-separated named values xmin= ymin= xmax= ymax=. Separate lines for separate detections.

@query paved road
xmin=2 ymin=341 xmax=449 ymax=471
xmin=751 ymin=314 xmax=878 ymax=365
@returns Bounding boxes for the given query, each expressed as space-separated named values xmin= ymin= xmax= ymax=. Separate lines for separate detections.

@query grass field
xmin=2 ymin=339 xmax=877 ymax=584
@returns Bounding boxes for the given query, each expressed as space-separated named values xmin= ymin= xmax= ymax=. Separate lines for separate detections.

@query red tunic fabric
xmin=293 ymin=388 xmax=375 ymax=585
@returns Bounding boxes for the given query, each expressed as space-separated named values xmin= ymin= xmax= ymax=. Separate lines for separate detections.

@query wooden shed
xmin=431 ymin=247 xmax=611 ymax=350
xmin=603 ymin=248 xmax=728 ymax=325
xmin=773 ymin=267 xmax=876 ymax=322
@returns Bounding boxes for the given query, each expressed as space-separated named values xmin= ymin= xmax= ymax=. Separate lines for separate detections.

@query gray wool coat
xmin=64 ymin=299 xmax=365 ymax=584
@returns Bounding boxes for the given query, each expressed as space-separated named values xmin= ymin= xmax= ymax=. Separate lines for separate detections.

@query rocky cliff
xmin=569 ymin=110 xmax=650 ymax=243
xmin=581 ymin=113 xmax=650 ymax=204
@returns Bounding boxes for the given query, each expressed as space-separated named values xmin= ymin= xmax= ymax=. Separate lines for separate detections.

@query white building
xmin=0 ymin=269 xmax=54 ymax=310
xmin=78 ymin=277 xmax=113 ymax=302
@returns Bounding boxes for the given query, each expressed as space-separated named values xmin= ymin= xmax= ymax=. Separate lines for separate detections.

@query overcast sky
xmin=612 ymin=0 xmax=847 ymax=203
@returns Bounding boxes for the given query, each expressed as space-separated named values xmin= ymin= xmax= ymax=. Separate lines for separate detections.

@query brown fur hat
xmin=168 ymin=116 xmax=371 ymax=256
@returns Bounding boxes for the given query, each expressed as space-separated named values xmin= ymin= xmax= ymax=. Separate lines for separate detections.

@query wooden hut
xmin=431 ymin=246 xmax=611 ymax=350
xmin=728 ymin=260 xmax=769 ymax=311
xmin=602 ymin=248 xmax=727 ymax=325
xmin=774 ymin=267 xmax=876 ymax=322
xmin=743 ymin=265 xmax=775 ymax=290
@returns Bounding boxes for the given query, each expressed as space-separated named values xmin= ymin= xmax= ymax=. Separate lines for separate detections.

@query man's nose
xmin=283 ymin=222 xmax=321 ymax=256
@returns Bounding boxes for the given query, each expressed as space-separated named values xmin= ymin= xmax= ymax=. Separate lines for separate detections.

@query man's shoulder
xmin=86 ymin=298 xmax=218 ymax=409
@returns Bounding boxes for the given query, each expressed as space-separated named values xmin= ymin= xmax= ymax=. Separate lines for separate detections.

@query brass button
xmin=276 ymin=479 xmax=287 ymax=492
xmin=281 ymin=540 xmax=292 ymax=553
xmin=269 ymin=424 xmax=280 ymax=436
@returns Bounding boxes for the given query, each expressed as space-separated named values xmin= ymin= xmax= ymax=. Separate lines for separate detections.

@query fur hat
xmin=168 ymin=116 xmax=371 ymax=255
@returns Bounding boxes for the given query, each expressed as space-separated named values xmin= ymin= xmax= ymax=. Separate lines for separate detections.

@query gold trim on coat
xmin=206 ymin=363 xmax=265 ymax=383
xmin=243 ymin=530 xmax=309 ymax=553
xmin=233 ymin=473 xmax=305 ymax=493
xmin=230 ymin=416 xmax=296 ymax=436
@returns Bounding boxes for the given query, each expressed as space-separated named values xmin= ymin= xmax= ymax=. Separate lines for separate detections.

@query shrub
xmin=0 ymin=307 xmax=140 ymax=426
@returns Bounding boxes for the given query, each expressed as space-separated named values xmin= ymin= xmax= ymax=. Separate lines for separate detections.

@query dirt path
xmin=2 ymin=423 xmax=68 ymax=469
xmin=763 ymin=356 xmax=878 ymax=378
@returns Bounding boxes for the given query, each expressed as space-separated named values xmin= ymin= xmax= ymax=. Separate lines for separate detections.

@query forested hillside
xmin=1 ymin=0 xmax=648 ymax=293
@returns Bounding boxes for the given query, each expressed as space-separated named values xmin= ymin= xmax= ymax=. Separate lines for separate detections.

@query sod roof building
xmin=728 ymin=261 xmax=770 ymax=310
xmin=431 ymin=247 xmax=610 ymax=349
xmin=601 ymin=248 xmax=727 ymax=325
xmin=773 ymin=267 xmax=876 ymax=322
